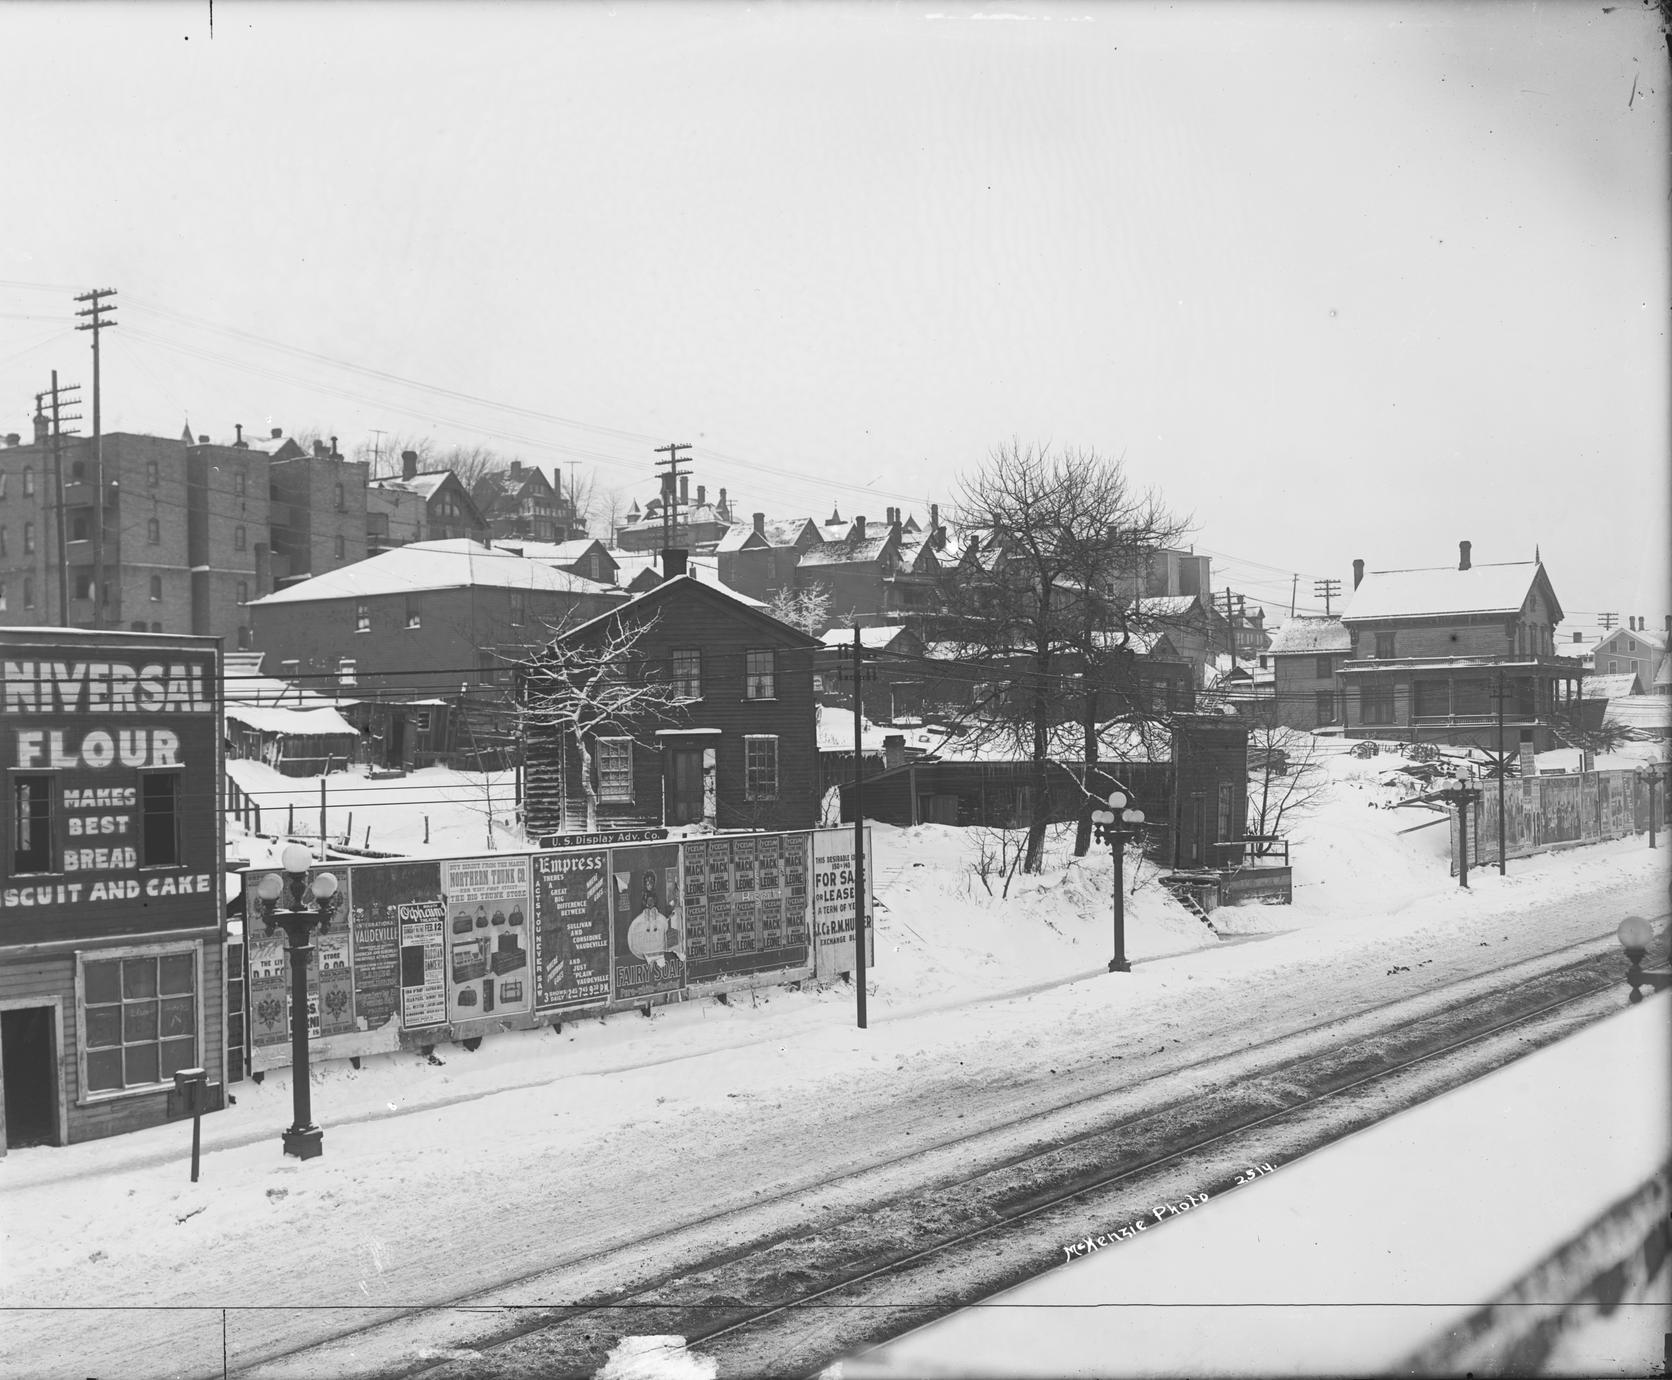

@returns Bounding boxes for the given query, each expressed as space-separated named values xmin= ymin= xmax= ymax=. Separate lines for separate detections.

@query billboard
xmin=811 ymin=827 xmax=875 ymax=981
xmin=533 ymin=849 xmax=612 ymax=1010
xmin=684 ymin=833 xmax=813 ymax=984
xmin=246 ymin=860 xmax=437 ymax=1070
xmin=609 ymin=843 xmax=685 ymax=1000
xmin=442 ymin=856 xmax=535 ymax=1024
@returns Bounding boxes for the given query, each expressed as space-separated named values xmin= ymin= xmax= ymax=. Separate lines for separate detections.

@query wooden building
xmin=0 ymin=630 xmax=226 ymax=1151
xmin=1336 ymin=543 xmax=1583 ymax=752
xmin=522 ymin=569 xmax=822 ymax=835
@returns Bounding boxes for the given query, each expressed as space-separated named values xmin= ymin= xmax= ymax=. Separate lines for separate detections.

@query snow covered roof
xmin=715 ymin=517 xmax=818 ymax=552
xmin=1268 ymin=616 xmax=1352 ymax=655
xmin=1342 ymin=561 xmax=1548 ymax=622
xmin=247 ymin=540 xmax=619 ymax=605
xmin=799 ymin=533 xmax=895 ymax=568
xmin=607 ymin=551 xmax=764 ymax=603
xmin=1582 ymin=672 xmax=1641 ymax=701
xmin=1605 ymin=695 xmax=1672 ymax=732
xmin=1133 ymin=594 xmax=1206 ymax=621
xmin=368 ymin=472 xmax=453 ymax=501
xmin=497 ymin=538 xmax=608 ymax=564
xmin=226 ymin=705 xmax=359 ymax=737
xmin=819 ymin=625 xmax=913 ymax=650
xmin=816 ymin=704 xmax=897 ymax=752
xmin=1596 ymin=625 xmax=1668 ymax=655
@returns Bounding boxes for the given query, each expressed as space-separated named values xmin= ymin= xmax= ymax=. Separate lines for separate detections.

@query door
xmin=2 ymin=1007 xmax=58 ymax=1149
xmin=388 ymin=712 xmax=406 ymax=766
xmin=669 ymin=749 xmax=705 ymax=825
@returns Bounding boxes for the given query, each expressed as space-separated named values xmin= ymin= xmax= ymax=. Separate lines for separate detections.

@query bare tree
xmin=516 ymin=611 xmax=690 ymax=832
xmin=935 ymin=441 xmax=1187 ymax=872
xmin=1243 ymin=701 xmax=1331 ymax=849
xmin=767 ymin=584 xmax=833 ymax=637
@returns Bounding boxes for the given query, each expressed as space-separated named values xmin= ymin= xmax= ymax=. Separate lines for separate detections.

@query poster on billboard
xmin=532 ymin=849 xmax=612 ymax=1010
xmin=245 ymin=860 xmax=435 ymax=1070
xmin=442 ymin=856 xmax=535 ymax=1024
xmin=685 ymin=833 xmax=813 ymax=984
xmin=398 ymin=898 xmax=447 ymax=1028
xmin=812 ymin=827 xmax=875 ymax=981
xmin=609 ymin=843 xmax=685 ymax=1000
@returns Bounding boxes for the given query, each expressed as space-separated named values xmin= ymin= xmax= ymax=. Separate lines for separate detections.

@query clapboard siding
xmin=523 ymin=578 xmax=821 ymax=835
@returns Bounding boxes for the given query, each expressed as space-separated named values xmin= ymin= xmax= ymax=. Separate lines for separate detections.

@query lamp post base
xmin=282 ymin=1124 xmax=324 ymax=1160
xmin=1107 ymin=958 xmax=1131 ymax=973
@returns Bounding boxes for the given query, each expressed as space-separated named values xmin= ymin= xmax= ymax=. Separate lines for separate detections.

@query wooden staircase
xmin=1162 ymin=877 xmax=1219 ymax=936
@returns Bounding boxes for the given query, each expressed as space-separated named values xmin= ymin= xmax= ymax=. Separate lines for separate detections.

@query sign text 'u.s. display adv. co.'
xmin=1 ymin=650 xmax=221 ymax=944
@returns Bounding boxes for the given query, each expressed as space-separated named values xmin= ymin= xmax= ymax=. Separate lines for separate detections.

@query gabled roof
xmin=1595 ymin=625 xmax=1668 ymax=656
xmin=606 ymin=551 xmax=765 ymax=603
xmin=1583 ymin=672 xmax=1642 ymax=701
xmin=1342 ymin=561 xmax=1561 ymax=624
xmin=551 ymin=573 xmax=821 ymax=650
xmin=716 ymin=517 xmax=820 ymax=552
xmin=247 ymin=540 xmax=619 ymax=605
xmin=819 ymin=625 xmax=916 ymax=651
xmin=1268 ymin=615 xmax=1352 ymax=655
xmin=368 ymin=470 xmax=456 ymax=502
xmin=799 ymin=531 xmax=897 ymax=569
xmin=1605 ymin=695 xmax=1672 ymax=732
xmin=498 ymin=537 xmax=611 ymax=566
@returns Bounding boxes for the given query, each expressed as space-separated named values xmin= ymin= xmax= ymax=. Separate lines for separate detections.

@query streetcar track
xmin=360 ymin=950 xmax=1631 ymax=1379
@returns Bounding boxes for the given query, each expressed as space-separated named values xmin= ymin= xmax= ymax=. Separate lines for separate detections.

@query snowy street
xmin=2 ymin=757 xmax=1666 ymax=1379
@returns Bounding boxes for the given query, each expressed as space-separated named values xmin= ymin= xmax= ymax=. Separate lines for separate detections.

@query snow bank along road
xmin=239 ymin=925 xmax=1645 ymax=1379
xmin=6 ymin=870 xmax=1662 ymax=1380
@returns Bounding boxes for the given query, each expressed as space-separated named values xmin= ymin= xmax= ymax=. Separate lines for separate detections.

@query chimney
xmin=33 ymin=402 xmax=48 ymax=444
xmin=930 ymin=502 xmax=939 ymax=532
xmin=329 ymin=435 xmax=339 ymax=459
xmin=853 ymin=515 xmax=866 ymax=541
xmin=883 ymin=734 xmax=905 ymax=770
xmin=753 ymin=511 xmax=765 ymax=536
xmin=1458 ymin=540 xmax=1471 ymax=571
xmin=198 ymin=434 xmax=209 ymax=444
xmin=679 ymin=475 xmax=689 ymax=505
xmin=401 ymin=449 xmax=418 ymax=480
xmin=718 ymin=487 xmax=728 ymax=517
xmin=270 ymin=427 xmax=283 ymax=440
xmin=1664 ymin=615 xmax=1670 ymax=634
xmin=234 ymin=423 xmax=246 ymax=448
xmin=4 ymin=433 xmax=18 ymax=447
xmin=509 ymin=459 xmax=522 ymax=477
xmin=1352 ymin=559 xmax=1364 ymax=589
xmin=697 ymin=484 xmax=706 ymax=506
xmin=662 ymin=548 xmax=689 ymax=578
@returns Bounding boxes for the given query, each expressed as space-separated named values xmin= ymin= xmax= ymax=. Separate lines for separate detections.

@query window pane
xmin=160 ymin=1037 xmax=196 ymax=1080
xmin=87 ymin=1048 xmax=124 ymax=1092
xmin=124 ymin=1000 xmax=159 ymax=1043
xmin=85 ymin=1006 xmax=122 ymax=1048
xmin=84 ymin=959 xmax=120 ymax=1005
xmin=125 ymin=1045 xmax=160 ymax=1086
xmin=159 ymin=953 xmax=194 ymax=996
xmin=122 ymin=957 xmax=158 ymax=999
xmin=160 ymin=995 xmax=195 ymax=1038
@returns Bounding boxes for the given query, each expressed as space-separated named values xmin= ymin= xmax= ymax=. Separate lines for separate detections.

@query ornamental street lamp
xmin=1438 ymin=768 xmax=1483 ymax=889
xmin=1616 ymin=915 xmax=1671 ymax=1005
xmin=255 ymin=842 xmax=341 ymax=1160
xmin=1091 ymin=790 xmax=1146 ymax=974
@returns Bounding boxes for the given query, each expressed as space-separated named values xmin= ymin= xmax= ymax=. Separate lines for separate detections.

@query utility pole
xmin=1223 ymin=587 xmax=1236 ymax=663
xmin=852 ymin=624 xmax=868 ymax=1031
xmin=75 ymin=288 xmax=117 ymax=630
xmin=1489 ymin=671 xmax=1509 ymax=875
xmin=1598 ymin=612 xmax=1617 ymax=631
xmin=1313 ymin=577 xmax=1342 ymax=616
xmin=368 ymin=429 xmax=386 ymax=478
xmin=1290 ymin=573 xmax=1298 ymax=617
xmin=653 ymin=442 xmax=690 ymax=558
xmin=44 ymin=376 xmax=82 ymax=625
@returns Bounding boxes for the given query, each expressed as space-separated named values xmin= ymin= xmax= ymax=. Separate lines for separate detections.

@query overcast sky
xmin=2 ymin=1 xmax=1665 ymax=625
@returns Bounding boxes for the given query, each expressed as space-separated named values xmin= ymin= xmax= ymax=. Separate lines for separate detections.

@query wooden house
xmin=1336 ymin=542 xmax=1584 ymax=752
xmin=521 ymin=569 xmax=823 ymax=835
